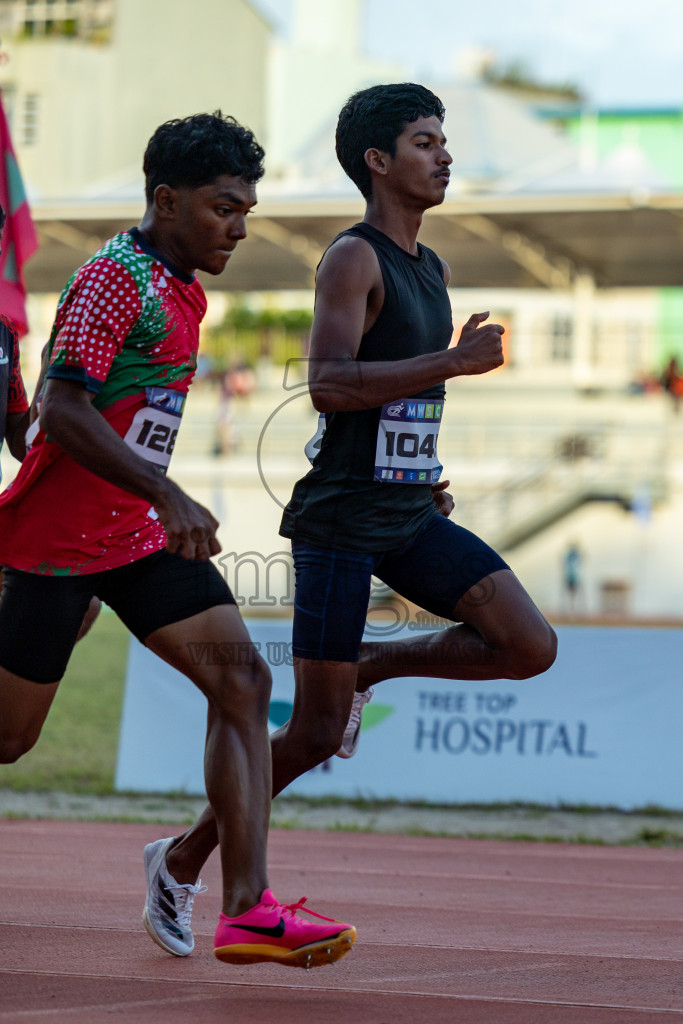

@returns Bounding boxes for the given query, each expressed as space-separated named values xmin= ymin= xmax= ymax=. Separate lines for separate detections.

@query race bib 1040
xmin=123 ymin=386 xmax=185 ymax=471
xmin=374 ymin=398 xmax=443 ymax=483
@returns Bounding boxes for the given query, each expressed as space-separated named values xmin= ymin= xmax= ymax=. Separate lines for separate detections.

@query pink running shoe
xmin=214 ymin=889 xmax=356 ymax=969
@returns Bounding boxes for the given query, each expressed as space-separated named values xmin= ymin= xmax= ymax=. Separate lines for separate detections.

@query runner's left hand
xmin=431 ymin=479 xmax=454 ymax=518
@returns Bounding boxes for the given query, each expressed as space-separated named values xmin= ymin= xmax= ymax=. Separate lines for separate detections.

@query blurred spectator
xmin=213 ymin=359 xmax=256 ymax=456
xmin=627 ymin=370 xmax=661 ymax=396
xmin=562 ymin=541 xmax=584 ymax=616
xmin=229 ymin=360 xmax=256 ymax=398
xmin=661 ymin=356 xmax=683 ymax=412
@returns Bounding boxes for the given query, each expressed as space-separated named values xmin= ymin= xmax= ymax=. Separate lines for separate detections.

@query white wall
xmin=0 ymin=0 xmax=270 ymax=198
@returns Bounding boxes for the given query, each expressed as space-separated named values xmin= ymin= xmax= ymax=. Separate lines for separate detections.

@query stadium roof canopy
xmin=26 ymin=84 xmax=683 ymax=293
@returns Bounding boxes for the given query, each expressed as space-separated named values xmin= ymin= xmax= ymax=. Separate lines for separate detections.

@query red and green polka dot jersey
xmin=0 ymin=229 xmax=207 ymax=575
xmin=48 ymin=228 xmax=198 ymax=406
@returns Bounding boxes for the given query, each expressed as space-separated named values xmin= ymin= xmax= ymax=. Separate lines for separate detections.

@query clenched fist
xmin=449 ymin=312 xmax=504 ymax=377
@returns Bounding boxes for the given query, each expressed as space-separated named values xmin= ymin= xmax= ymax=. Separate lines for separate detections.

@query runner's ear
xmin=364 ymin=148 xmax=388 ymax=177
xmin=153 ymin=184 xmax=177 ymax=218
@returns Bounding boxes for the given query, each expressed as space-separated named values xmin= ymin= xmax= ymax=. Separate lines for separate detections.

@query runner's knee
xmin=204 ymin=653 xmax=272 ymax=721
xmin=299 ymin=723 xmax=343 ymax=764
xmin=0 ymin=731 xmax=37 ymax=764
xmin=290 ymin=709 xmax=347 ymax=764
xmin=509 ymin=623 xmax=558 ymax=679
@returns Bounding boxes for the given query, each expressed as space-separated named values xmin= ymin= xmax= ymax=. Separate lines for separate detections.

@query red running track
xmin=0 ymin=820 xmax=681 ymax=1022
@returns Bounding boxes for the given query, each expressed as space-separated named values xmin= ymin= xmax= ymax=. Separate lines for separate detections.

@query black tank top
xmin=279 ymin=222 xmax=453 ymax=552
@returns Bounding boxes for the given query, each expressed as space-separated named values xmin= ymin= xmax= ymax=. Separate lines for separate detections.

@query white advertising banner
xmin=115 ymin=622 xmax=683 ymax=810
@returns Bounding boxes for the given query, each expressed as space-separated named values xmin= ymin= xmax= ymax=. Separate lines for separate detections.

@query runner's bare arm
xmin=4 ymin=342 xmax=51 ymax=461
xmin=28 ymin=342 xmax=50 ymax=425
xmin=308 ymin=239 xmax=503 ymax=412
xmin=4 ymin=332 xmax=35 ymax=459
xmin=39 ymin=379 xmax=220 ymax=560
xmin=5 ymin=411 xmax=29 ymax=461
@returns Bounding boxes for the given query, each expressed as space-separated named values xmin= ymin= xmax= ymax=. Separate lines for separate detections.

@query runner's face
xmin=385 ymin=115 xmax=452 ymax=207
xmin=172 ymin=175 xmax=257 ymax=276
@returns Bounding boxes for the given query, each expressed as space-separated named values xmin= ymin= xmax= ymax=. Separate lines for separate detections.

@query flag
xmin=0 ymin=91 xmax=38 ymax=337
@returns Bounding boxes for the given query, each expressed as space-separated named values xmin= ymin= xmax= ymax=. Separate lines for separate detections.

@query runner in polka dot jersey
xmin=0 ymin=226 xmax=208 ymax=574
xmin=0 ymin=112 xmax=356 ymax=969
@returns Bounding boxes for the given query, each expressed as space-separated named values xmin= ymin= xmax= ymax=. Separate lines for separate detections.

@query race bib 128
xmin=123 ymin=386 xmax=185 ymax=471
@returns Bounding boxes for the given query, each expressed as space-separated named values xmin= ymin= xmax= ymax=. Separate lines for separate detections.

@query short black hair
xmin=143 ymin=111 xmax=265 ymax=204
xmin=336 ymin=83 xmax=445 ymax=199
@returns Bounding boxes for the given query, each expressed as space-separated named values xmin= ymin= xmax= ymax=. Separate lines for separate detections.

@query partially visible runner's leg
xmin=0 ymin=568 xmax=93 ymax=764
xmin=357 ymin=570 xmax=557 ymax=689
xmin=354 ymin=517 xmax=556 ymax=698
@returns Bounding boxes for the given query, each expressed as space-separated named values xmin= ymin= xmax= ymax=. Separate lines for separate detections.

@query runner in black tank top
xmin=149 ymin=90 xmax=558 ymax=947
xmin=280 ymin=221 xmax=453 ymax=551
xmin=277 ymin=83 xmax=556 ymax=766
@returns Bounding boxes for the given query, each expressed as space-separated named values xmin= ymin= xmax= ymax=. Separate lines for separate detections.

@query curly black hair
xmin=143 ymin=111 xmax=265 ymax=203
xmin=336 ymin=83 xmax=445 ymax=199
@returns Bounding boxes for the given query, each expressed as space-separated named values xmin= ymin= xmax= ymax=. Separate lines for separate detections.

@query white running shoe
xmin=142 ymin=837 xmax=207 ymax=956
xmin=336 ymin=687 xmax=374 ymax=759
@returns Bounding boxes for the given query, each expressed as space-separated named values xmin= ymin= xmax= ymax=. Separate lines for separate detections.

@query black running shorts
xmin=291 ymin=513 xmax=509 ymax=662
xmin=0 ymin=549 xmax=235 ymax=683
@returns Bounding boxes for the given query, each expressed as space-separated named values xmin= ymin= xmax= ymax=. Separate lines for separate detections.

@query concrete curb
xmin=2 ymin=789 xmax=682 ymax=844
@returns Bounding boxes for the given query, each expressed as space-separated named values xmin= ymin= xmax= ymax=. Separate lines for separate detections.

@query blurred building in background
xmin=0 ymin=0 xmax=269 ymax=199
xmin=0 ymin=0 xmax=681 ymax=388
xmin=265 ymin=0 xmax=403 ymax=176
xmin=0 ymin=0 xmax=682 ymax=619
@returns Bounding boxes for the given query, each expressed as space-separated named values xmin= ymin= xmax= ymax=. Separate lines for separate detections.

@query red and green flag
xmin=0 ymin=91 xmax=38 ymax=336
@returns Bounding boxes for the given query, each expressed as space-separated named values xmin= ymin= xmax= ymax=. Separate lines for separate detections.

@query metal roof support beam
xmin=247 ymin=218 xmax=322 ymax=277
xmin=37 ymin=220 xmax=106 ymax=255
xmin=455 ymin=214 xmax=574 ymax=289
